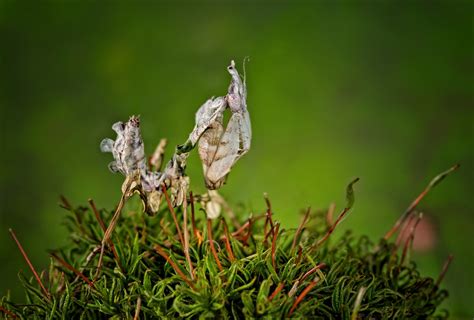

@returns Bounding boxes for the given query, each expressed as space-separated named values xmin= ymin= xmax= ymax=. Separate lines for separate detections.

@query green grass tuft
xmin=1 ymin=179 xmax=451 ymax=319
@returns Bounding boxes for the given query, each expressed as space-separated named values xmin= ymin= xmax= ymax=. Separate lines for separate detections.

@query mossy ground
xmin=0 ymin=177 xmax=451 ymax=319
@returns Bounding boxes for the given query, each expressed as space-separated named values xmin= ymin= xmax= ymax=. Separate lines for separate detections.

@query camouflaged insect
xmin=100 ymin=116 xmax=147 ymax=176
xmin=100 ymin=116 xmax=192 ymax=214
xmin=101 ymin=60 xmax=251 ymax=219
xmin=198 ymin=60 xmax=252 ymax=190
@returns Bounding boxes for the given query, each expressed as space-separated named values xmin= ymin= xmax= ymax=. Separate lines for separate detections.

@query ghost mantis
xmin=95 ymin=60 xmax=251 ymax=277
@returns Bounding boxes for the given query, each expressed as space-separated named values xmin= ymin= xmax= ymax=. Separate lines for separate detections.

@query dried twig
xmin=384 ymin=164 xmax=459 ymax=240
xmin=400 ymin=212 xmax=423 ymax=265
xmin=162 ymin=184 xmax=185 ymax=248
xmin=182 ymin=198 xmax=194 ymax=279
xmin=436 ymin=254 xmax=454 ymax=287
xmin=95 ymin=179 xmax=132 ymax=279
xmin=271 ymin=223 xmax=280 ymax=270
xmin=300 ymin=263 xmax=326 ymax=282
xmin=51 ymin=253 xmax=94 ymax=287
xmin=263 ymin=193 xmax=274 ymax=239
xmin=288 ymin=278 xmax=320 ymax=316
xmin=313 ymin=207 xmax=350 ymax=249
xmin=89 ymin=199 xmax=122 ymax=270
xmin=221 ymin=218 xmax=235 ymax=262
xmin=268 ymin=282 xmax=285 ymax=301
xmin=207 ymin=219 xmax=223 ymax=271
xmin=154 ymin=244 xmax=195 ymax=289
xmin=291 ymin=207 xmax=311 ymax=252
xmin=9 ymin=229 xmax=50 ymax=300
xmin=189 ymin=192 xmax=203 ymax=245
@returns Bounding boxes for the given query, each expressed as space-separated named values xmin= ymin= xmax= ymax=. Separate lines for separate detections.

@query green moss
xmin=1 ymin=174 xmax=453 ymax=319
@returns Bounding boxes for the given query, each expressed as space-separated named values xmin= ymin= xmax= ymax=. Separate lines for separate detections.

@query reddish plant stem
xmin=295 ymin=246 xmax=303 ymax=265
xmin=95 ymin=180 xmax=131 ymax=280
xmin=0 ymin=306 xmax=17 ymax=318
xmin=50 ymin=253 xmax=94 ymax=287
xmin=59 ymin=194 xmax=72 ymax=210
xmin=263 ymin=193 xmax=274 ymax=239
xmin=271 ymin=224 xmax=280 ymax=271
xmin=291 ymin=207 xmax=311 ymax=252
xmin=88 ymin=198 xmax=105 ymax=230
xmin=300 ymin=263 xmax=326 ymax=282
xmin=9 ymin=229 xmax=50 ymax=300
xmin=60 ymin=195 xmax=86 ymax=234
xmin=384 ymin=164 xmax=459 ymax=240
xmin=395 ymin=212 xmax=416 ymax=247
xmin=189 ymin=192 xmax=203 ymax=245
xmin=182 ymin=198 xmax=195 ymax=280
xmin=162 ymin=184 xmax=185 ymax=248
xmin=207 ymin=219 xmax=223 ymax=271
xmin=312 ymin=207 xmax=350 ymax=250
xmin=154 ymin=244 xmax=195 ymax=289
xmin=400 ymin=213 xmax=423 ymax=265
xmin=288 ymin=278 xmax=319 ymax=316
xmin=232 ymin=214 xmax=265 ymax=237
xmin=88 ymin=199 xmax=122 ymax=271
xmin=436 ymin=254 xmax=454 ymax=287
xmin=268 ymin=282 xmax=285 ymax=301
xmin=221 ymin=219 xmax=235 ymax=262
xmin=241 ymin=216 xmax=254 ymax=246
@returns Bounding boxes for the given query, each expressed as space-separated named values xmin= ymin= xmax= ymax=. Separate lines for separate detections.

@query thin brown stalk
xmin=384 ymin=164 xmax=459 ymax=240
xmin=288 ymin=278 xmax=320 ymax=316
xmin=263 ymin=193 xmax=274 ymax=240
xmin=50 ymin=253 xmax=94 ymax=287
xmin=241 ymin=215 xmax=254 ymax=246
xmin=291 ymin=207 xmax=311 ymax=252
xmin=9 ymin=229 xmax=50 ymax=300
xmin=59 ymin=194 xmax=72 ymax=210
xmin=435 ymin=254 xmax=454 ymax=287
xmin=400 ymin=213 xmax=423 ymax=265
xmin=154 ymin=244 xmax=195 ymax=289
xmin=268 ymin=282 xmax=285 ymax=301
xmin=0 ymin=305 xmax=17 ymax=318
xmin=221 ymin=218 xmax=235 ymax=262
xmin=182 ymin=198 xmax=195 ymax=280
xmin=395 ymin=211 xmax=416 ymax=247
xmin=231 ymin=214 xmax=265 ymax=238
xmin=133 ymin=296 xmax=142 ymax=320
xmin=207 ymin=219 xmax=223 ymax=271
xmin=88 ymin=198 xmax=106 ymax=231
xmin=312 ymin=207 xmax=350 ymax=250
xmin=60 ymin=195 xmax=86 ymax=234
xmin=190 ymin=192 xmax=203 ymax=245
xmin=95 ymin=179 xmax=132 ymax=279
xmin=162 ymin=184 xmax=185 ymax=247
xmin=325 ymin=202 xmax=336 ymax=226
xmin=89 ymin=199 xmax=122 ymax=270
xmin=300 ymin=263 xmax=326 ymax=282
xmin=271 ymin=223 xmax=280 ymax=271
xmin=295 ymin=246 xmax=303 ymax=265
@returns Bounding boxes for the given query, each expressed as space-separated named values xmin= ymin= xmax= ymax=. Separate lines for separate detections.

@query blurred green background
xmin=0 ymin=1 xmax=472 ymax=317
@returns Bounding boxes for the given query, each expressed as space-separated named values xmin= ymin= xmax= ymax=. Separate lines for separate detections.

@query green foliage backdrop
xmin=0 ymin=1 xmax=472 ymax=317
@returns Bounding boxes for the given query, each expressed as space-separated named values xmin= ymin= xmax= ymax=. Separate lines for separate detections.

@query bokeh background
xmin=0 ymin=1 xmax=472 ymax=317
